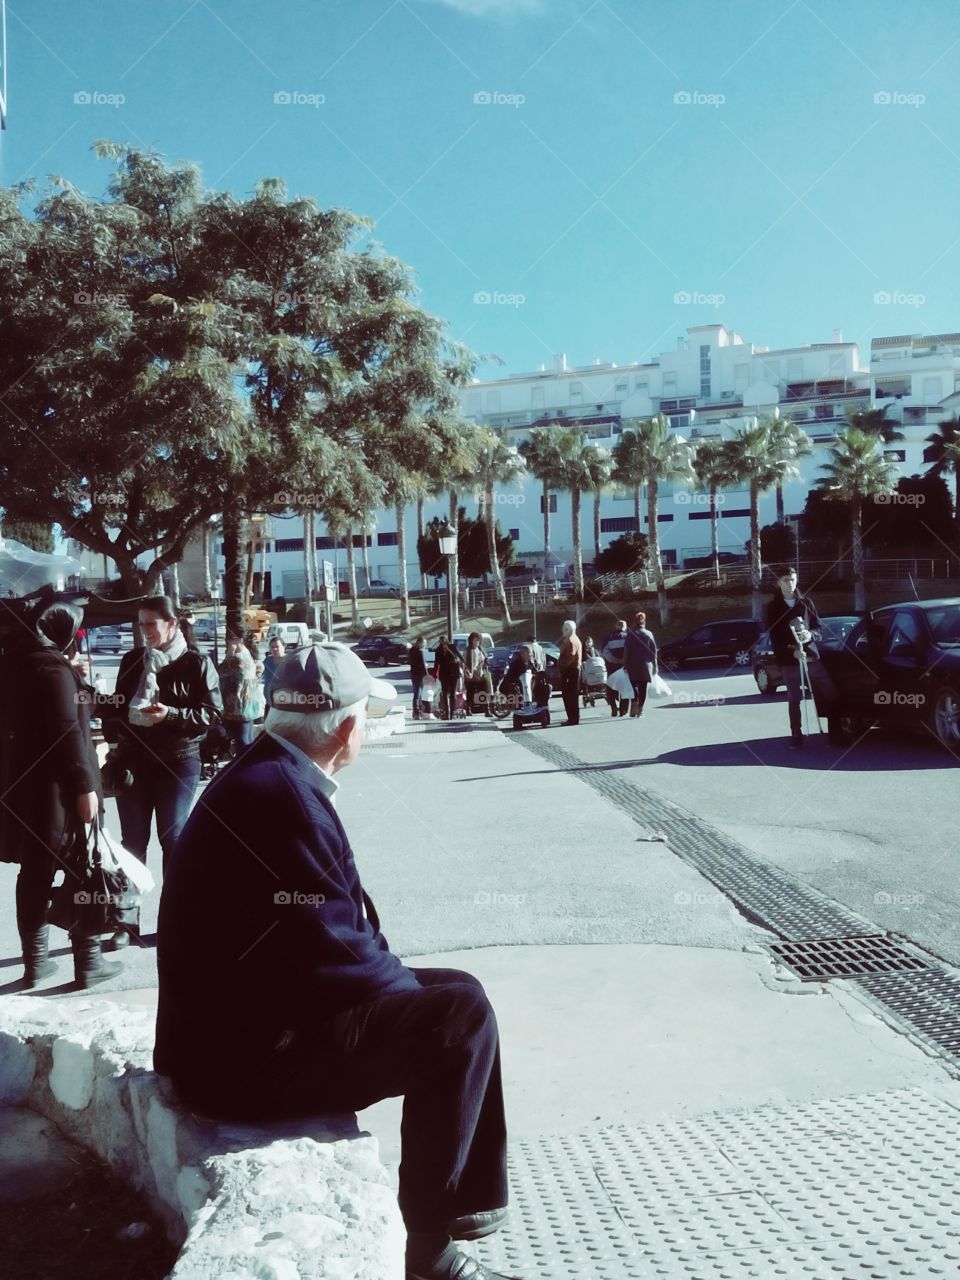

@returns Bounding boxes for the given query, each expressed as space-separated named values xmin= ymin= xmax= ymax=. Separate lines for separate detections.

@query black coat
xmin=101 ymin=646 xmax=222 ymax=762
xmin=766 ymin=591 xmax=821 ymax=667
xmin=1 ymin=646 xmax=99 ymax=866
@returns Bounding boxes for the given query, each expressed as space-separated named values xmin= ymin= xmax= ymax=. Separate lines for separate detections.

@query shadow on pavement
xmin=654 ymin=733 xmax=957 ymax=771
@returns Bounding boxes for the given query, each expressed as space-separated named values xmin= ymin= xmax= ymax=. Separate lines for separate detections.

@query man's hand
xmin=76 ymin=792 xmax=99 ymax=823
xmin=140 ymin=702 xmax=170 ymax=723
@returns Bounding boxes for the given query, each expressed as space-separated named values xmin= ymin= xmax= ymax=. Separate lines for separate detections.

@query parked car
xmin=339 ymin=578 xmax=399 ymax=597
xmin=658 ymin=618 xmax=763 ymax=671
xmin=813 ymin=598 xmax=960 ymax=749
xmin=89 ymin=625 xmax=124 ymax=653
xmin=352 ymin=635 xmax=410 ymax=667
xmin=751 ymin=615 xmax=860 ymax=695
xmin=265 ymin=621 xmax=311 ymax=650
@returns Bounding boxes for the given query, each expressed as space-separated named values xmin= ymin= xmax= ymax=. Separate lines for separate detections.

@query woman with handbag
xmin=5 ymin=599 xmax=121 ymax=989
xmin=623 ymin=610 xmax=659 ymax=720
xmin=101 ymin=595 xmax=222 ymax=947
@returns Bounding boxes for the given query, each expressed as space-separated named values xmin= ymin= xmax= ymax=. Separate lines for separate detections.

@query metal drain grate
xmin=856 ymin=968 xmax=960 ymax=1059
xmin=469 ymin=1087 xmax=960 ymax=1278
xmin=769 ymin=935 xmax=931 ymax=981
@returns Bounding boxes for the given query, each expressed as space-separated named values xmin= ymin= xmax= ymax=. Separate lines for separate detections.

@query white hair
xmin=265 ymin=697 xmax=367 ymax=754
xmin=562 ymin=619 xmax=577 ymax=637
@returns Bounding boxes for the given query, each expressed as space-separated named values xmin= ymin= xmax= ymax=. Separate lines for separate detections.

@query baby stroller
xmin=512 ymin=670 xmax=551 ymax=731
xmin=581 ymin=654 xmax=608 ymax=708
xmin=199 ymin=721 xmax=231 ymax=782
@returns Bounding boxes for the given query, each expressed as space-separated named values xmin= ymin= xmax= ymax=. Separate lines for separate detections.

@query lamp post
xmin=210 ymin=583 xmax=221 ymax=666
xmin=529 ymin=579 xmax=539 ymax=636
xmin=438 ymin=519 xmax=457 ymax=643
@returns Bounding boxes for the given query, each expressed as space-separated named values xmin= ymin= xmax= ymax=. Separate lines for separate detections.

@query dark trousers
xmin=632 ymin=680 xmax=649 ymax=714
xmin=203 ymin=967 xmax=508 ymax=1233
xmin=226 ymin=719 xmax=255 ymax=754
xmin=439 ymin=675 xmax=459 ymax=720
xmin=560 ymin=667 xmax=580 ymax=724
xmin=411 ymin=677 xmax=423 ymax=719
xmin=465 ymin=677 xmax=485 ymax=713
xmin=16 ymin=846 xmax=58 ymax=934
xmin=783 ymin=664 xmax=804 ymax=737
xmin=116 ymin=755 xmax=201 ymax=876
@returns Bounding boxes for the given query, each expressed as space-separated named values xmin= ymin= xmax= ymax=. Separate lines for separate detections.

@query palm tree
xmin=631 ymin=414 xmax=695 ymax=623
xmin=691 ymin=437 xmax=739 ymax=583
xmin=924 ymin=418 xmax=960 ymax=550
xmin=727 ymin=417 xmax=806 ymax=622
xmin=588 ymin=446 xmax=613 ymax=570
xmin=519 ymin=424 xmax=566 ymax=580
xmin=550 ymin=428 xmax=610 ymax=600
xmin=817 ymin=427 xmax=899 ymax=611
xmin=768 ymin=412 xmax=811 ymax=524
xmin=611 ymin=428 xmax=645 ymax=538
xmin=474 ymin=429 xmax=526 ymax=624
xmin=441 ymin=421 xmax=484 ymax=631
xmin=846 ymin=404 xmax=904 ymax=444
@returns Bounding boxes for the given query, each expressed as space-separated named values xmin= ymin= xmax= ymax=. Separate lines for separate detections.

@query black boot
xmin=20 ymin=926 xmax=57 ymax=988
xmin=72 ymin=935 xmax=123 ymax=989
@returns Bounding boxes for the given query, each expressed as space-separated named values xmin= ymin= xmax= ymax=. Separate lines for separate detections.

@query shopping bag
xmin=649 ymin=672 xmax=672 ymax=698
xmin=421 ymin=674 xmax=438 ymax=703
xmin=48 ymin=823 xmax=143 ymax=936
xmin=606 ymin=667 xmax=633 ymax=698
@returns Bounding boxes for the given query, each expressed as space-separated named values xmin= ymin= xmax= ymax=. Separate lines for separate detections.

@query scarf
xmin=128 ymin=629 xmax=189 ymax=727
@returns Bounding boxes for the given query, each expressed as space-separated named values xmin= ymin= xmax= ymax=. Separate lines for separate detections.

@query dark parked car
xmin=751 ymin=615 xmax=860 ymax=695
xmin=813 ymin=598 xmax=960 ymax=749
xmin=658 ymin=618 xmax=763 ymax=671
xmin=351 ymin=634 xmax=410 ymax=666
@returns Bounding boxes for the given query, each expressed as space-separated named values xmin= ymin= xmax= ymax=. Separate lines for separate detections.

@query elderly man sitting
xmin=154 ymin=644 xmax=515 ymax=1280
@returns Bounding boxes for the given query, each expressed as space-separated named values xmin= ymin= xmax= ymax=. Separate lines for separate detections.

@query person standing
xmin=262 ymin=636 xmax=287 ymax=707
xmin=766 ymin=566 xmax=822 ymax=749
xmin=463 ymin=632 xmax=488 ymax=714
xmin=101 ymin=596 xmax=222 ymax=945
xmin=526 ymin=633 xmax=545 ymax=673
xmin=558 ymin=619 xmax=583 ymax=726
xmin=623 ymin=611 xmax=658 ymax=719
xmin=4 ymin=600 xmax=121 ymax=989
xmin=601 ymin=620 xmax=629 ymax=718
xmin=434 ymin=637 xmax=463 ymax=722
xmin=219 ymin=634 xmax=261 ymax=755
xmin=408 ymin=635 xmax=428 ymax=720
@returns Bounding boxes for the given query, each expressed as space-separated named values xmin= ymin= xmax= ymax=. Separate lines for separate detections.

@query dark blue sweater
xmin=153 ymin=732 xmax=419 ymax=1101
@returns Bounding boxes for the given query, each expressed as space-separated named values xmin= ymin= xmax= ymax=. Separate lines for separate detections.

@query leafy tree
xmin=548 ymin=427 xmax=609 ymax=601
xmin=420 ymin=509 xmax=513 ymax=580
xmin=846 ymin=404 xmax=903 ymax=444
xmin=768 ymin=413 xmax=811 ymax=523
xmin=866 ymin=472 xmax=954 ymax=552
xmin=594 ymin=531 xmax=648 ymax=575
xmin=817 ymin=427 xmax=899 ymax=611
xmin=924 ymin=418 xmax=960 ymax=549
xmin=759 ymin=521 xmax=797 ymax=567
xmin=611 ymin=428 xmax=645 ymax=534
xmin=0 ymin=518 xmax=54 ymax=553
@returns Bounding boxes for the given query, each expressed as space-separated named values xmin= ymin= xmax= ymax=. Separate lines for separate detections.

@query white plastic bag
xmin=94 ymin=825 xmax=156 ymax=895
xmin=606 ymin=667 xmax=633 ymax=698
xmin=649 ymin=672 xmax=672 ymax=698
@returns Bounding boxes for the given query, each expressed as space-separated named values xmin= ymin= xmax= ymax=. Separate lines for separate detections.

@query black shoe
xmin=407 ymin=1249 xmax=518 ymax=1280
xmin=72 ymin=936 xmax=123 ymax=989
xmin=20 ymin=926 xmax=57 ymax=988
xmin=448 ymin=1208 xmax=508 ymax=1241
xmin=103 ymin=929 xmax=131 ymax=951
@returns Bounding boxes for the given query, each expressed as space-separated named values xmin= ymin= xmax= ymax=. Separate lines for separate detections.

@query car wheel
xmin=755 ymin=666 xmax=772 ymax=696
xmin=734 ymin=648 xmax=751 ymax=666
xmin=378 ymin=656 xmax=389 ymax=667
xmin=931 ymin=685 xmax=960 ymax=749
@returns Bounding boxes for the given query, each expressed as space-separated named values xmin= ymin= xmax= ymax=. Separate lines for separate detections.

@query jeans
xmin=411 ymin=678 xmax=423 ymax=718
xmin=188 ymin=967 xmax=508 ymax=1234
xmin=116 ymin=754 xmax=202 ymax=876
xmin=226 ymin=719 xmax=255 ymax=754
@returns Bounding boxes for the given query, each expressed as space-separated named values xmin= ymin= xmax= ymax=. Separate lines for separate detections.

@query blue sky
xmin=4 ymin=0 xmax=959 ymax=376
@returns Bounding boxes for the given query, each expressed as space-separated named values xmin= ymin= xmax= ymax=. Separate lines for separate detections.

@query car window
xmin=885 ymin=611 xmax=921 ymax=658
xmin=688 ymin=627 xmax=713 ymax=643
xmin=928 ymin=605 xmax=960 ymax=649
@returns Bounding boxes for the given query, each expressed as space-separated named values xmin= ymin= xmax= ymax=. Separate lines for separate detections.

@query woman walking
xmin=5 ymin=599 xmax=121 ymax=989
xmin=463 ymin=632 xmax=488 ymax=715
xmin=623 ymin=611 xmax=658 ymax=719
xmin=558 ymin=619 xmax=583 ymax=726
xmin=102 ymin=596 xmax=221 ymax=944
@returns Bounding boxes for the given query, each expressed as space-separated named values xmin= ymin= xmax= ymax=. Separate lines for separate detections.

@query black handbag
xmin=48 ymin=822 xmax=138 ymax=936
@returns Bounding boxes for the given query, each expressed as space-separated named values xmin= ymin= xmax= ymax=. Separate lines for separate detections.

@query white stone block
xmin=49 ymin=1034 xmax=95 ymax=1110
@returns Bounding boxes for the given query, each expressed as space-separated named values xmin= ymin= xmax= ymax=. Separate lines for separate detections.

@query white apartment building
xmin=70 ymin=324 xmax=960 ymax=598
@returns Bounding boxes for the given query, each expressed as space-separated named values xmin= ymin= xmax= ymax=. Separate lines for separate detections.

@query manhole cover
xmin=769 ymin=935 xmax=930 ymax=981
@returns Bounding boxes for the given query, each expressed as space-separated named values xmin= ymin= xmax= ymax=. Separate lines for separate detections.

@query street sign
xmin=322 ymin=560 xmax=335 ymax=590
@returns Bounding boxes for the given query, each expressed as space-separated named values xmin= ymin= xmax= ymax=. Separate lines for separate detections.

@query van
xmin=266 ymin=621 xmax=311 ymax=650
xmin=452 ymin=632 xmax=494 ymax=656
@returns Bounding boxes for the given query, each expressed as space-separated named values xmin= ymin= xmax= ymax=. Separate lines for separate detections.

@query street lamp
xmin=210 ymin=583 xmax=221 ymax=666
xmin=438 ymin=519 xmax=457 ymax=642
xmin=529 ymin=579 xmax=539 ymax=635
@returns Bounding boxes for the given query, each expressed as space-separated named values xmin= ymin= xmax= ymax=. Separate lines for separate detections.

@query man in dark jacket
xmin=155 ymin=643 xmax=515 ymax=1280
xmin=408 ymin=635 xmax=428 ymax=719
xmin=433 ymin=636 xmax=463 ymax=721
xmin=766 ymin=566 xmax=822 ymax=748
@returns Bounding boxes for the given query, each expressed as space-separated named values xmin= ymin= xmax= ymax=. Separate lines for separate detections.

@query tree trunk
xmin=311 ymin=518 xmax=321 ymax=602
xmin=955 ymin=470 xmax=960 ymax=553
xmin=775 ymin=483 xmax=785 ymax=525
xmin=542 ymin=479 xmax=551 ymax=579
xmin=750 ymin=481 xmax=763 ymax=622
xmin=710 ymin=484 xmax=720 ymax=583
xmin=222 ymin=506 xmax=245 ymax=639
xmin=303 ymin=510 xmax=315 ymax=600
xmin=259 ymin=532 xmax=267 ymax=602
xmin=449 ymin=490 xmax=461 ymax=632
xmin=361 ymin=529 xmax=372 ymax=591
xmin=485 ymin=480 xmax=512 ymax=625
xmin=243 ymin=535 xmax=255 ymax=609
xmin=345 ymin=527 xmax=360 ymax=627
xmin=634 ymin=485 xmax=641 ymax=536
xmin=571 ymin=486 xmax=584 ymax=601
xmin=593 ymin=489 xmax=601 ymax=567
xmin=201 ymin=523 xmax=213 ymax=596
xmin=169 ymin=560 xmax=181 ymax=610
xmin=648 ymin=479 xmax=668 ymax=624
xmin=852 ymin=496 xmax=865 ymax=613
xmin=416 ymin=495 xmax=426 ymax=590
xmin=396 ymin=498 xmax=411 ymax=629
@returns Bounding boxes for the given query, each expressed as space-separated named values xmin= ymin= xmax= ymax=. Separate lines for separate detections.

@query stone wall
xmin=0 ymin=995 xmax=404 ymax=1279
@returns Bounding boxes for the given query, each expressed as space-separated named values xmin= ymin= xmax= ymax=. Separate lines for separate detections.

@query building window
xmin=274 ymin=537 xmax=305 ymax=553
xmin=377 ymin=532 xmax=398 ymax=547
xmin=634 ymin=379 xmax=648 ymax=393
xmin=815 ymin=404 xmax=833 ymax=420
xmin=643 ymin=513 xmax=674 ymax=523
xmin=922 ymin=376 xmax=942 ymax=401
xmin=569 ymin=381 xmax=583 ymax=403
xmin=540 ymin=494 xmax=558 ymax=513
xmin=721 ymin=508 xmax=750 ymax=518
xmin=600 ymin=516 xmax=639 ymax=533
xmin=615 ymin=381 xmax=628 ymax=397
xmin=688 ymin=511 xmax=712 ymax=520
xmin=699 ymin=344 xmax=711 ymax=400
